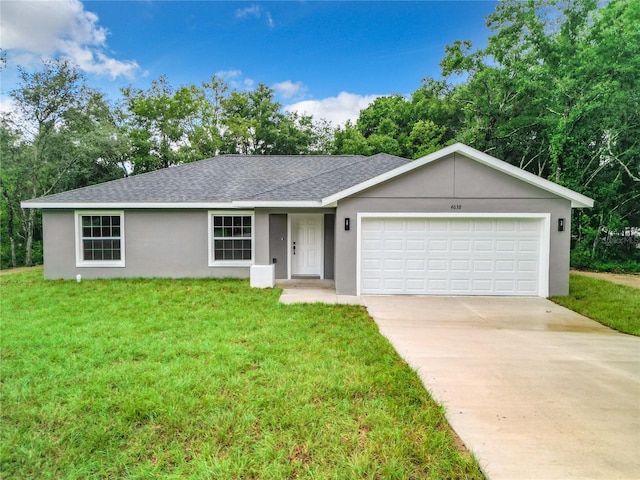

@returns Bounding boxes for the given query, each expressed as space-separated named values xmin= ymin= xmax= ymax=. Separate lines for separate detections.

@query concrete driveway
xmin=363 ymin=296 xmax=640 ymax=480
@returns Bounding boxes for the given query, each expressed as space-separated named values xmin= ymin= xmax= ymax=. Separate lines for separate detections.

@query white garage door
xmin=360 ymin=217 xmax=544 ymax=296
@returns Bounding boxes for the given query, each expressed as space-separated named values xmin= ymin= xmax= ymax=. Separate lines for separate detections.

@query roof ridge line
xmin=239 ymin=155 xmax=381 ymax=200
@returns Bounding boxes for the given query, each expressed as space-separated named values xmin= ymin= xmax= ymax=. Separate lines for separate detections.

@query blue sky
xmin=1 ymin=0 xmax=498 ymax=124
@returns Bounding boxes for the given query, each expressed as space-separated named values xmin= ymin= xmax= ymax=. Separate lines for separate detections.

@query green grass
xmin=0 ymin=271 xmax=482 ymax=479
xmin=551 ymin=274 xmax=640 ymax=336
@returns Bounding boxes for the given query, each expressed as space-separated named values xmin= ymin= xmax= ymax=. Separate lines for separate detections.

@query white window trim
xmin=75 ymin=210 xmax=125 ymax=268
xmin=208 ymin=210 xmax=255 ymax=267
xmin=356 ymin=212 xmax=550 ymax=297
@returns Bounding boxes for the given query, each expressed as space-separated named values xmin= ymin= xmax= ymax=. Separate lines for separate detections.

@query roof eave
xmin=20 ymin=200 xmax=327 ymax=210
xmin=20 ymin=201 xmax=237 ymax=210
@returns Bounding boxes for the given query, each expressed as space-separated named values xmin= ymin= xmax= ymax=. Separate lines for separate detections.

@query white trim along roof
xmin=322 ymin=143 xmax=593 ymax=208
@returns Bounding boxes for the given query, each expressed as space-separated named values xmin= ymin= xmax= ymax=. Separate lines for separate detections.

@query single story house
xmin=22 ymin=143 xmax=593 ymax=296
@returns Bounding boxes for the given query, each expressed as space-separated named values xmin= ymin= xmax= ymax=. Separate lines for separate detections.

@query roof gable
xmin=321 ymin=143 xmax=594 ymax=208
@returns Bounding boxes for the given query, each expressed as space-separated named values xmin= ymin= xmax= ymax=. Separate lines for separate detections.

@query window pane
xmin=211 ymin=215 xmax=252 ymax=261
xmin=80 ymin=215 xmax=122 ymax=262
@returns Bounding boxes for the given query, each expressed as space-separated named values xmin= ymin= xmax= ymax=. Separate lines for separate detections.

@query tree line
xmin=2 ymin=0 xmax=638 ymax=270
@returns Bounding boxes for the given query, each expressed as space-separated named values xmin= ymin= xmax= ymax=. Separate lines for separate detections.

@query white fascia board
xmin=21 ymin=201 xmax=236 ymax=210
xmin=22 ymin=200 xmax=326 ymax=210
xmin=451 ymin=144 xmax=594 ymax=208
xmin=322 ymin=142 xmax=594 ymax=208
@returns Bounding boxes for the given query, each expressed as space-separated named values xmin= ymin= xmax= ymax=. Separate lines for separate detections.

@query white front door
xmin=290 ymin=214 xmax=323 ymax=278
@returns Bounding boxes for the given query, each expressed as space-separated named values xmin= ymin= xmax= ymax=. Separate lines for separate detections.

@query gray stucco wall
xmin=324 ymin=214 xmax=335 ymax=280
xmin=42 ymin=209 xmax=249 ymax=280
xmin=269 ymin=214 xmax=288 ymax=279
xmin=334 ymin=153 xmax=573 ymax=296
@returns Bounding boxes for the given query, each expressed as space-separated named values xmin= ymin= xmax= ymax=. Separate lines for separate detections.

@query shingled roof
xmin=22 ymin=153 xmax=411 ymax=208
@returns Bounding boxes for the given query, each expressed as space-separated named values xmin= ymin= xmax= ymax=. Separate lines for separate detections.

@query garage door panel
xmin=496 ymin=240 xmax=516 ymax=252
xmin=428 ymin=259 xmax=447 ymax=271
xmin=519 ymin=260 xmax=537 ymax=272
xmin=451 ymin=259 xmax=471 ymax=272
xmin=451 ymin=240 xmax=471 ymax=252
xmin=496 ymin=260 xmax=516 ymax=272
xmin=452 ymin=220 xmax=472 ymax=232
xmin=360 ymin=217 xmax=542 ymax=296
xmin=428 ymin=239 xmax=448 ymax=252
xmin=406 ymin=259 xmax=425 ymax=271
xmin=473 ymin=260 xmax=493 ymax=272
xmin=519 ymin=240 xmax=538 ymax=252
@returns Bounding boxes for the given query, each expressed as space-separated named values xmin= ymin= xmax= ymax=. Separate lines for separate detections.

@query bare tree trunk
xmin=9 ymin=237 xmax=17 ymax=268
xmin=1 ymin=180 xmax=18 ymax=267
xmin=22 ymin=208 xmax=35 ymax=267
xmin=591 ymin=214 xmax=604 ymax=259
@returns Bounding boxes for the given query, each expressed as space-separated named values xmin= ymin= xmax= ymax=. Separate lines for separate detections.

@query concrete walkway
xmin=277 ymin=279 xmax=362 ymax=305
xmin=364 ymin=296 xmax=640 ymax=480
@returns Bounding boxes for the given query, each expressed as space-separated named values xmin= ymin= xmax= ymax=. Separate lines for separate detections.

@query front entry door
xmin=291 ymin=214 xmax=323 ymax=278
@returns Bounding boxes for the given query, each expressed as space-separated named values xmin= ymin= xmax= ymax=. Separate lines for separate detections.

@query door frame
xmin=288 ymin=213 xmax=324 ymax=279
xmin=356 ymin=212 xmax=550 ymax=296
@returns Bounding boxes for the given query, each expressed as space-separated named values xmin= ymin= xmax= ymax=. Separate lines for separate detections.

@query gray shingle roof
xmin=24 ymin=153 xmax=411 ymax=206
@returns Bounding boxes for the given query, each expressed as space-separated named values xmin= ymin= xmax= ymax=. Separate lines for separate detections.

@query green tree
xmin=121 ymin=76 xmax=202 ymax=173
xmin=220 ymin=83 xmax=322 ymax=155
xmin=4 ymin=59 xmax=125 ymax=266
xmin=440 ymin=0 xmax=640 ymax=263
xmin=333 ymin=88 xmax=458 ymax=158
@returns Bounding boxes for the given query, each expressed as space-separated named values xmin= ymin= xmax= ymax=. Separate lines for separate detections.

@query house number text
xmin=450 ymin=204 xmax=462 ymax=210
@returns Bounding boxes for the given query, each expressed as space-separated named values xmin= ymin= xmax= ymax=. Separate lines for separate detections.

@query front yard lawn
xmin=550 ymin=274 xmax=640 ymax=336
xmin=0 ymin=271 xmax=482 ymax=479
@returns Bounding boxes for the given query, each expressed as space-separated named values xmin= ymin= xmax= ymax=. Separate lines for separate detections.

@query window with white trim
xmin=208 ymin=212 xmax=254 ymax=266
xmin=75 ymin=211 xmax=125 ymax=267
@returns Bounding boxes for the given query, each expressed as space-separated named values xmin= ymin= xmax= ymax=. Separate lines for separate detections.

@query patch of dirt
xmin=0 ymin=266 xmax=43 ymax=276
xmin=571 ymin=270 xmax=640 ymax=289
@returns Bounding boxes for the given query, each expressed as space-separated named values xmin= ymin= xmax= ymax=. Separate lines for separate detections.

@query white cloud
xmin=235 ymin=5 xmax=274 ymax=28
xmin=216 ymin=69 xmax=243 ymax=80
xmin=285 ymin=92 xmax=380 ymax=126
xmin=215 ymin=69 xmax=254 ymax=90
xmin=0 ymin=0 xmax=139 ymax=79
xmin=0 ymin=95 xmax=17 ymax=116
xmin=272 ymin=80 xmax=307 ymax=100
xmin=235 ymin=5 xmax=261 ymax=19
